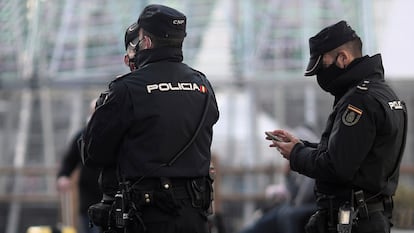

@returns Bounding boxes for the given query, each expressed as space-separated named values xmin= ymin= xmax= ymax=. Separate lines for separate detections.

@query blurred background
xmin=1 ymin=0 xmax=414 ymax=232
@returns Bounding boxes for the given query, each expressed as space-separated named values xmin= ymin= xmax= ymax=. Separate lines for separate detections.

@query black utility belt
xmin=316 ymin=190 xmax=393 ymax=221
xmin=128 ymin=176 xmax=213 ymax=209
xmin=132 ymin=186 xmax=190 ymax=204
xmin=306 ymin=190 xmax=394 ymax=233
xmin=128 ymin=177 xmax=197 ymax=190
xmin=317 ymin=199 xmax=386 ymax=211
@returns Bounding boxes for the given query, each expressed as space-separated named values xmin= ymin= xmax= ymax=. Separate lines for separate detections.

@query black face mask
xmin=133 ymin=38 xmax=147 ymax=69
xmin=316 ymin=55 xmax=347 ymax=93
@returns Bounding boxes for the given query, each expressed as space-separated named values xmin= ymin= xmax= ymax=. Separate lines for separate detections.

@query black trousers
xmin=107 ymin=199 xmax=209 ymax=233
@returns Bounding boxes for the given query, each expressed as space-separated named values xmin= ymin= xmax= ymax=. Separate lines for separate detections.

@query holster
xmin=355 ymin=190 xmax=369 ymax=219
xmin=88 ymin=197 xmax=114 ymax=229
xmin=130 ymin=177 xmax=181 ymax=216
xmin=383 ymin=196 xmax=393 ymax=218
xmin=128 ymin=177 xmax=213 ymax=217
xmin=355 ymin=190 xmax=391 ymax=220
xmin=186 ymin=177 xmax=213 ymax=214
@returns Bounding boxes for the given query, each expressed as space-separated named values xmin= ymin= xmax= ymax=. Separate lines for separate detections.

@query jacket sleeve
xmin=57 ymin=130 xmax=83 ymax=177
xmin=301 ymin=140 xmax=318 ymax=148
xmin=82 ymin=80 xmax=131 ymax=168
xmin=290 ymin=92 xmax=381 ymax=183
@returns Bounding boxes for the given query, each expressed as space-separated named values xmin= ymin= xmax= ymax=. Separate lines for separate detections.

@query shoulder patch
xmin=388 ymin=100 xmax=404 ymax=110
xmin=96 ymin=91 xmax=109 ymax=107
xmin=342 ymin=104 xmax=363 ymax=126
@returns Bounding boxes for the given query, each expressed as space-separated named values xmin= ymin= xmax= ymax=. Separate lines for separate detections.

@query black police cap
xmin=124 ymin=22 xmax=139 ymax=50
xmin=305 ymin=20 xmax=359 ymax=76
xmin=137 ymin=4 xmax=186 ymax=39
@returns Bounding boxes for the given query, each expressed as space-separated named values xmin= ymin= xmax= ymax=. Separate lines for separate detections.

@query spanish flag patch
xmin=342 ymin=104 xmax=363 ymax=126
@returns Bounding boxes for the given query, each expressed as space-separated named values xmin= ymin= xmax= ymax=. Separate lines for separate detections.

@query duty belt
xmin=357 ymin=196 xmax=393 ymax=219
xmin=357 ymin=201 xmax=383 ymax=219
xmin=129 ymin=177 xmax=193 ymax=202
xmin=127 ymin=176 xmax=213 ymax=213
xmin=316 ymin=192 xmax=393 ymax=218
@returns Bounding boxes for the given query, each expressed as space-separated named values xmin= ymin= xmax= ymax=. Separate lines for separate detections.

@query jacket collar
xmin=134 ymin=47 xmax=183 ymax=69
xmin=330 ymin=54 xmax=384 ymax=101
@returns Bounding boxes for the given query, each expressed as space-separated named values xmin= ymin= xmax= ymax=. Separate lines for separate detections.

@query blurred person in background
xmin=81 ymin=4 xmax=219 ymax=233
xmin=239 ymin=126 xmax=318 ymax=233
xmin=239 ymin=164 xmax=316 ymax=233
xmin=56 ymin=100 xmax=101 ymax=233
xmin=267 ymin=20 xmax=407 ymax=233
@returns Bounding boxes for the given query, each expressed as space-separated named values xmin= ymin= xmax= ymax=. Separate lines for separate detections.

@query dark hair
xmin=143 ymin=30 xmax=183 ymax=48
xmin=344 ymin=37 xmax=363 ymax=57
xmin=330 ymin=37 xmax=363 ymax=59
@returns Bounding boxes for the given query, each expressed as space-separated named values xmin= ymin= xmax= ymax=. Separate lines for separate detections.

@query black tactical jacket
xmin=290 ymin=54 xmax=406 ymax=204
xmin=82 ymin=47 xmax=219 ymax=183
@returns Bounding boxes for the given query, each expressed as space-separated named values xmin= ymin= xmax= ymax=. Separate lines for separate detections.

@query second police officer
xmin=267 ymin=21 xmax=407 ymax=233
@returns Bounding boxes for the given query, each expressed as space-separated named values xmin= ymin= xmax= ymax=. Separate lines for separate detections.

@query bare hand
xmin=265 ymin=129 xmax=301 ymax=160
xmin=56 ymin=176 xmax=72 ymax=192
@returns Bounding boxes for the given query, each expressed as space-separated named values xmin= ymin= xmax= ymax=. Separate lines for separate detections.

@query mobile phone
xmin=265 ymin=131 xmax=283 ymax=142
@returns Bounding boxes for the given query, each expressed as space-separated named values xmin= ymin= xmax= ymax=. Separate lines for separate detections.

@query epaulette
xmin=356 ymin=80 xmax=370 ymax=93
xmin=109 ymin=72 xmax=130 ymax=87
xmin=114 ymin=72 xmax=130 ymax=80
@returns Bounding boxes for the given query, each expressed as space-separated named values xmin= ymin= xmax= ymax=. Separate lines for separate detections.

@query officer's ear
xmin=147 ymin=36 xmax=153 ymax=48
xmin=337 ymin=50 xmax=353 ymax=69
xmin=141 ymin=35 xmax=153 ymax=49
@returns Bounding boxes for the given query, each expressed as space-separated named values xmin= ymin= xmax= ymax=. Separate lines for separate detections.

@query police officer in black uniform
xmin=123 ymin=22 xmax=139 ymax=72
xmin=266 ymin=21 xmax=407 ymax=233
xmin=81 ymin=4 xmax=219 ymax=233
